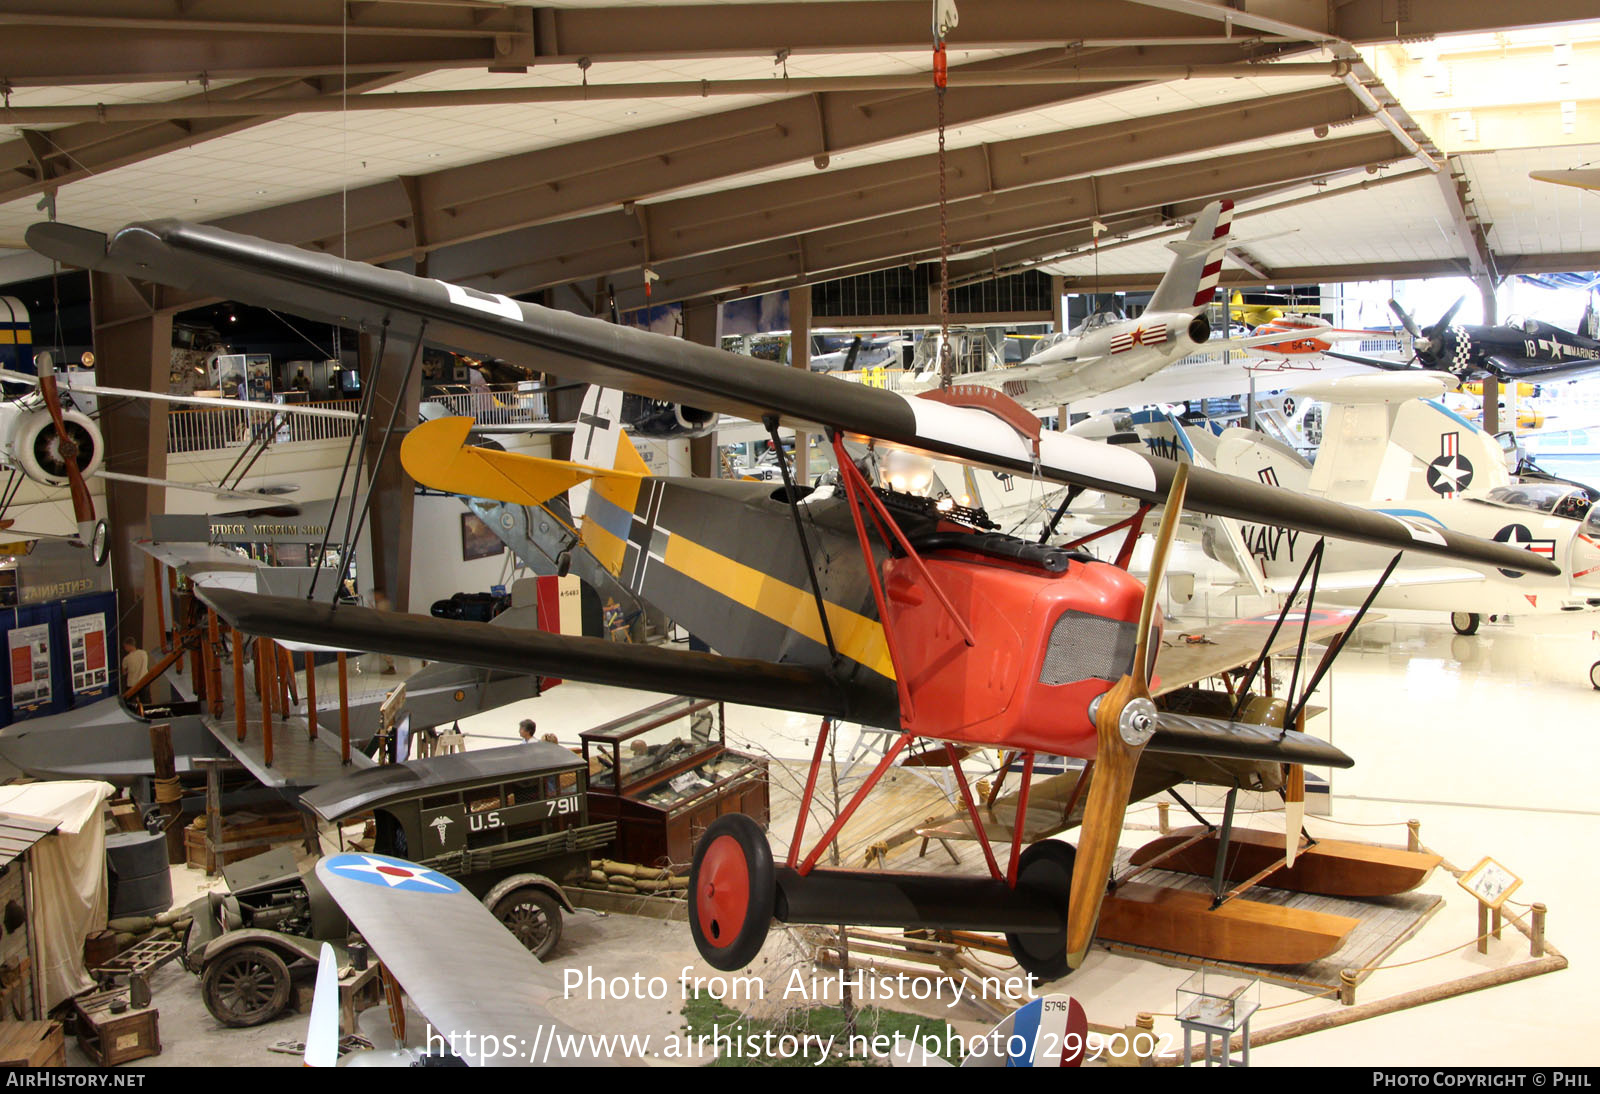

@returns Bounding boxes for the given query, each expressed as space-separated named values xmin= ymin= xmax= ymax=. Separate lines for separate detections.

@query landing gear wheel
xmin=689 ymin=813 xmax=774 ymax=971
xmin=492 ymin=887 xmax=564 ymax=959
xmin=1451 ymin=612 xmax=1480 ymax=636
xmin=202 ymin=944 xmax=292 ymax=1027
xmin=1005 ymin=840 xmax=1078 ymax=982
xmin=1590 ymin=661 xmax=1600 ymax=691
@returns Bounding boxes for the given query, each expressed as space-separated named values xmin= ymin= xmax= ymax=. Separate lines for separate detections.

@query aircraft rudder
xmin=1147 ymin=199 xmax=1233 ymax=313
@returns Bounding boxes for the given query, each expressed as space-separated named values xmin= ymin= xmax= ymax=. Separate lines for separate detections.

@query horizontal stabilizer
xmin=401 ymin=416 xmax=640 ymax=507
xmin=1148 ymin=713 xmax=1353 ymax=768
xmin=197 ymin=589 xmax=882 ymax=725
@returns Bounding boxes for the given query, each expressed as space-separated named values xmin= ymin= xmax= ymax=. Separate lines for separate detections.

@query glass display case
xmin=1175 ymin=970 xmax=1260 ymax=1067
xmin=581 ymin=697 xmax=769 ymax=867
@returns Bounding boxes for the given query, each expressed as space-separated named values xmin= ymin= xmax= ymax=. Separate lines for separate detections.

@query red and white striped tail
xmin=1193 ymin=199 xmax=1234 ymax=307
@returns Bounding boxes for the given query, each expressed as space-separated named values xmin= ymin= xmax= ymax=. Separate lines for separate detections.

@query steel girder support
xmin=1119 ymin=0 xmax=1594 ymax=47
xmin=0 ymin=72 xmax=415 ymax=207
xmin=208 ymin=43 xmax=1281 ymax=260
xmin=1435 ymin=155 xmax=1497 ymax=287
xmin=592 ymin=131 xmax=1410 ymax=310
xmin=423 ymin=84 xmax=1365 ymax=289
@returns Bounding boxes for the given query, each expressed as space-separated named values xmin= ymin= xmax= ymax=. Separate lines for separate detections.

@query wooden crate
xmin=0 ymin=1021 xmax=63 ymax=1067
xmin=184 ymin=808 xmax=308 ymax=871
xmin=74 ymin=995 xmax=160 ymax=1067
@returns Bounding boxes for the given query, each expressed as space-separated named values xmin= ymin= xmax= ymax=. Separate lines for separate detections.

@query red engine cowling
xmin=883 ymin=545 xmax=1154 ymax=758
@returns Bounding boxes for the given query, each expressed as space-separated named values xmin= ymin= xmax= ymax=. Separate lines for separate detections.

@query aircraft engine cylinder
xmin=673 ymin=404 xmax=717 ymax=437
xmin=9 ymin=405 xmax=104 ymax=485
xmin=1187 ymin=312 xmax=1211 ymax=345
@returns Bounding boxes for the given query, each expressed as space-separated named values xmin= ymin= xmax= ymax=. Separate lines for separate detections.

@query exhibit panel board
xmin=1 ymin=590 xmax=118 ymax=729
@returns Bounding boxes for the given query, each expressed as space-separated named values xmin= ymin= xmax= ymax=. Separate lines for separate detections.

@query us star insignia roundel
xmin=324 ymin=853 xmax=464 ymax=894
xmin=1492 ymin=524 xmax=1557 ymax=579
xmin=1427 ymin=432 xmax=1474 ymax=497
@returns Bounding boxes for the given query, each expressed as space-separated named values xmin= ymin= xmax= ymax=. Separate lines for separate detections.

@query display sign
xmin=67 ymin=612 xmax=108 ymax=694
xmin=8 ymin=623 xmax=51 ymax=708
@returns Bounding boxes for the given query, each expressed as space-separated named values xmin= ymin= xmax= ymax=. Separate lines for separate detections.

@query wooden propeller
xmin=1065 ymin=461 xmax=1189 ymax=968
xmin=33 ymin=352 xmax=96 ymax=543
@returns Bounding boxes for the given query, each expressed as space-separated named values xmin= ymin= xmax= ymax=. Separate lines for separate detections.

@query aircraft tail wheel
xmin=1451 ymin=612 xmax=1480 ymax=636
xmin=689 ymin=813 xmax=775 ymax=971
xmin=555 ymin=548 xmax=572 ymax=579
xmin=1590 ymin=661 xmax=1600 ymax=691
xmin=1005 ymin=840 xmax=1077 ymax=982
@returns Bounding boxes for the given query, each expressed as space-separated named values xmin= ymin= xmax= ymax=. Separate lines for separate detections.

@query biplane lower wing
xmin=198 ymin=588 xmax=893 ymax=726
xmin=1151 ymin=609 xmax=1369 ymax=696
xmin=1146 ymin=714 xmax=1351 ymax=767
xmin=313 ymin=853 xmax=624 ymax=1067
xmin=25 ymin=219 xmax=1559 ymax=579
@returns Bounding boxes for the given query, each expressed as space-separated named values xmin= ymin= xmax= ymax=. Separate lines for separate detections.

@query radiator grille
xmin=1039 ymin=611 xmax=1138 ymax=685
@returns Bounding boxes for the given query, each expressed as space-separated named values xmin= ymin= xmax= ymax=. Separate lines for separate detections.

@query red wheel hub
xmin=695 ymin=834 xmax=751 ymax=949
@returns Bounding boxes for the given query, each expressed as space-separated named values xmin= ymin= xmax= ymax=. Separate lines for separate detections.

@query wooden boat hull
xmin=1130 ymin=826 xmax=1441 ymax=898
xmin=1098 ymin=881 xmax=1358 ymax=965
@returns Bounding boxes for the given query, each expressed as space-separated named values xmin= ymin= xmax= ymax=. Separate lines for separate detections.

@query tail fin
xmin=1582 ymin=298 xmax=1598 ymax=340
xmin=569 ymin=386 xmax=650 ymax=520
xmin=1147 ymin=199 xmax=1233 ymax=313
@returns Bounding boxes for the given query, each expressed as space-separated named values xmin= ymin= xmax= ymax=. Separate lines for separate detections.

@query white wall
xmin=405 ymin=493 xmax=526 ymax=612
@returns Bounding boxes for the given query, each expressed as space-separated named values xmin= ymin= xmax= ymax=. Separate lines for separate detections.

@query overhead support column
xmin=790 ymin=287 xmax=811 ymax=483
xmin=88 ymin=270 xmax=174 ymax=652
xmin=358 ymin=326 xmax=424 ymax=611
xmin=1478 ymin=281 xmax=1500 ymax=437
xmin=1052 ymin=275 xmax=1070 ymax=432
xmin=682 ymin=300 xmax=722 ymax=480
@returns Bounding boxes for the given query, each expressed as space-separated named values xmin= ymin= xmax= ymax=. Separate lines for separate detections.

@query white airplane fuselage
xmin=902 ymin=310 xmax=1214 ymax=409
xmin=1236 ymin=494 xmax=1600 ymax=617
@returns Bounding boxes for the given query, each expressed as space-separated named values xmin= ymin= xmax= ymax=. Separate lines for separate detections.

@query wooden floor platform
xmin=202 ymin=703 xmax=372 ymax=790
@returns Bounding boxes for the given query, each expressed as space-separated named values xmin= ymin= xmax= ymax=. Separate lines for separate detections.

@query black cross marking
xmin=578 ymin=411 xmax=610 ymax=461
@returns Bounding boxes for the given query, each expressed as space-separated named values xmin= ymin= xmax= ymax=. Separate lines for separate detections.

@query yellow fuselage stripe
xmin=660 ymin=532 xmax=894 ymax=680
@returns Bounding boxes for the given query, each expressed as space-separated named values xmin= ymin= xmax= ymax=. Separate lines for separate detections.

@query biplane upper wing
xmin=313 ymin=852 xmax=623 ymax=1067
xmin=26 ymin=218 xmax=1556 ymax=577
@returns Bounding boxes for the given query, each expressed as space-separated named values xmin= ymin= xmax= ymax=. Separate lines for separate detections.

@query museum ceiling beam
xmin=945 ymin=164 xmax=1431 ymax=287
xmin=421 ymin=84 xmax=1369 ymax=288
xmin=210 ymin=43 xmax=1273 ymax=261
xmin=602 ymin=132 xmax=1408 ymax=309
xmin=1121 ymin=0 xmax=1594 ymax=47
xmin=0 ymin=2 xmax=532 ymax=85
xmin=0 ymin=71 xmax=417 ymax=207
xmin=520 ymin=1 xmax=1284 ymax=62
xmin=1060 ymin=251 xmax=1600 ymax=293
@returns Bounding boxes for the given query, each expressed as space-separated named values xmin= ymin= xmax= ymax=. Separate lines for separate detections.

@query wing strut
xmin=308 ymin=319 xmax=390 ymax=601
xmin=1229 ymin=537 xmax=1326 ymax=721
xmin=764 ymin=414 xmax=839 ymax=666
